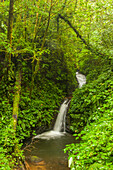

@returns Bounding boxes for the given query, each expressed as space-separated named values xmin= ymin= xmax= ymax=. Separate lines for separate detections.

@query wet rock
xmin=31 ymin=156 xmax=42 ymax=163
xmin=26 ymin=155 xmax=43 ymax=164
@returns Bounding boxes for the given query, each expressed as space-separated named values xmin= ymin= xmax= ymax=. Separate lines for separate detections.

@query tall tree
xmin=7 ymin=0 xmax=14 ymax=66
xmin=6 ymin=0 xmax=22 ymax=132
xmin=12 ymin=66 xmax=21 ymax=131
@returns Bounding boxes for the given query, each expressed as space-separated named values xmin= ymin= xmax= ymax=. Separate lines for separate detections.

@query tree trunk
xmin=4 ymin=0 xmax=14 ymax=99
xmin=6 ymin=0 xmax=14 ymax=75
xmin=12 ymin=69 xmax=21 ymax=130
xmin=7 ymin=0 xmax=14 ymax=45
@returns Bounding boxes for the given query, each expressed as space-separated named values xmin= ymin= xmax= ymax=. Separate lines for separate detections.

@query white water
xmin=76 ymin=72 xmax=86 ymax=88
xmin=33 ymin=73 xmax=86 ymax=140
xmin=53 ymin=99 xmax=70 ymax=132
xmin=33 ymin=99 xmax=70 ymax=140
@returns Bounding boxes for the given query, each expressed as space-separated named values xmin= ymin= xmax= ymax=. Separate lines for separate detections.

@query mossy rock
xmin=30 ymin=156 xmax=43 ymax=163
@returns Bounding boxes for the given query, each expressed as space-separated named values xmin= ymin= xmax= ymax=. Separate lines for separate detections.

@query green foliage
xmin=0 ymin=82 xmax=64 ymax=169
xmin=69 ymin=69 xmax=113 ymax=131
xmin=0 ymin=97 xmax=23 ymax=169
xmin=0 ymin=0 xmax=113 ymax=169
xmin=65 ymin=108 xmax=113 ymax=169
xmin=0 ymin=120 xmax=24 ymax=169
xmin=64 ymin=69 xmax=113 ymax=169
xmin=37 ymin=47 xmax=76 ymax=95
xmin=17 ymin=86 xmax=64 ymax=140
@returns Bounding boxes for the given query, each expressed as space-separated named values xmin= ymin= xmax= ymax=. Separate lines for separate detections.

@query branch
xmin=58 ymin=14 xmax=108 ymax=58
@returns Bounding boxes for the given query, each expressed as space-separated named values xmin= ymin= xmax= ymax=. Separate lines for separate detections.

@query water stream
xmin=33 ymin=99 xmax=70 ymax=140
xmin=24 ymin=134 xmax=75 ymax=169
xmin=24 ymin=72 xmax=86 ymax=169
xmin=24 ymin=100 xmax=73 ymax=169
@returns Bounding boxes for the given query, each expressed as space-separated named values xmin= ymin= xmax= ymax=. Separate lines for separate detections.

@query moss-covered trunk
xmin=12 ymin=70 xmax=21 ymax=130
xmin=6 ymin=0 xmax=14 ymax=66
xmin=4 ymin=0 xmax=14 ymax=99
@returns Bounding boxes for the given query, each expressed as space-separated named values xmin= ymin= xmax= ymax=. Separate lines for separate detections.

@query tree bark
xmin=4 ymin=0 xmax=14 ymax=99
xmin=5 ymin=0 xmax=14 ymax=80
xmin=7 ymin=0 xmax=14 ymax=45
xmin=12 ymin=69 xmax=21 ymax=130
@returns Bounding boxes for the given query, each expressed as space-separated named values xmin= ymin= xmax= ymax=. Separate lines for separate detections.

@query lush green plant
xmin=65 ymin=105 xmax=113 ymax=169
xmin=69 ymin=69 xmax=113 ymax=131
xmin=64 ymin=69 xmax=113 ymax=170
xmin=0 ymin=121 xmax=24 ymax=169
xmin=0 ymin=83 xmax=64 ymax=168
xmin=16 ymin=85 xmax=64 ymax=139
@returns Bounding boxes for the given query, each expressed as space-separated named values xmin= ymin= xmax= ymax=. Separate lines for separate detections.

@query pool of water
xmin=24 ymin=133 xmax=75 ymax=170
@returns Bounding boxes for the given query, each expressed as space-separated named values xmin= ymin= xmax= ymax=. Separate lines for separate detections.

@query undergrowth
xmin=0 ymin=83 xmax=64 ymax=169
xmin=64 ymin=69 xmax=113 ymax=170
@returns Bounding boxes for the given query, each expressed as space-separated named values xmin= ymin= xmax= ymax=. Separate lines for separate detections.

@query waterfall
xmin=76 ymin=72 xmax=86 ymax=88
xmin=53 ymin=99 xmax=70 ymax=132
xmin=33 ymin=72 xmax=86 ymax=140
xmin=33 ymin=99 xmax=70 ymax=140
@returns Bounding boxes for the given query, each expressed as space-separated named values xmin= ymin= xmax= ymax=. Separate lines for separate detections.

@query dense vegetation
xmin=65 ymin=69 xmax=113 ymax=170
xmin=0 ymin=0 xmax=113 ymax=169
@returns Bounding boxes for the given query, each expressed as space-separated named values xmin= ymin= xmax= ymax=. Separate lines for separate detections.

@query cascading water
xmin=25 ymin=73 xmax=86 ymax=169
xmin=76 ymin=71 xmax=86 ymax=88
xmin=53 ymin=99 xmax=70 ymax=132
xmin=33 ymin=99 xmax=70 ymax=140
xmin=33 ymin=72 xmax=86 ymax=140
